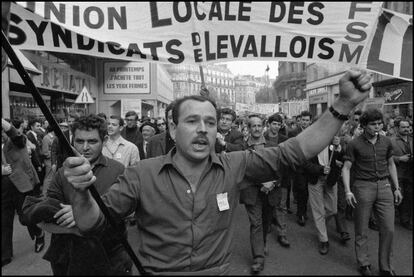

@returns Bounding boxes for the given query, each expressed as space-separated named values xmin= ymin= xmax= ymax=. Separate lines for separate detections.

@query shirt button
xmin=186 ymin=189 xmax=191 ymax=194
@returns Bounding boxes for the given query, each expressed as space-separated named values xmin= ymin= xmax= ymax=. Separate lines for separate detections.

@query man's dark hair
xmin=359 ymin=108 xmax=383 ymax=127
xmin=165 ymin=100 xmax=176 ymax=127
xmin=28 ymin=118 xmax=40 ymax=128
xmin=97 ymin=112 xmax=107 ymax=120
xmin=71 ymin=114 xmax=108 ymax=142
xmin=109 ymin=115 xmax=124 ymax=126
xmin=300 ymin=111 xmax=312 ymax=119
xmin=172 ymin=95 xmax=217 ymax=125
xmin=268 ymin=113 xmax=284 ymax=124
xmin=219 ymin=108 xmax=236 ymax=122
xmin=11 ymin=118 xmax=23 ymax=129
xmin=125 ymin=111 xmax=138 ymax=120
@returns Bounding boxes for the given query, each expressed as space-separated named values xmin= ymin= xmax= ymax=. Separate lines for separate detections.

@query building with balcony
xmin=273 ymin=62 xmax=307 ymax=103
xmin=165 ymin=64 xmax=235 ymax=108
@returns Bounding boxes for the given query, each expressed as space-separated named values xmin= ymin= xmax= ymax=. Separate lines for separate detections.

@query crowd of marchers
xmin=2 ymin=70 xmax=412 ymax=276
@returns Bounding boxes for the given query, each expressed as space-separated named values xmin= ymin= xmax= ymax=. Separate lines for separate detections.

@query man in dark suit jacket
xmin=215 ymin=107 xmax=244 ymax=153
xmin=146 ymin=101 xmax=176 ymax=159
xmin=288 ymin=111 xmax=313 ymax=227
xmin=2 ymin=118 xmax=45 ymax=264
xmin=121 ymin=111 xmax=145 ymax=160
xmin=239 ymin=115 xmax=289 ymax=274
xmin=26 ymin=118 xmax=44 ymax=193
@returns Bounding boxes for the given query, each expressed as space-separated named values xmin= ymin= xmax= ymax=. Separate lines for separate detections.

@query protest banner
xmin=9 ymin=2 xmax=412 ymax=80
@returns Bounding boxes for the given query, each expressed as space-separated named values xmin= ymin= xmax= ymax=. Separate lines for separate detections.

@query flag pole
xmin=199 ymin=65 xmax=209 ymax=97
xmin=1 ymin=30 xmax=147 ymax=275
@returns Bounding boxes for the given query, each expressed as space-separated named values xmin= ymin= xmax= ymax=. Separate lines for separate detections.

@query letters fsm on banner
xmin=9 ymin=2 xmax=412 ymax=81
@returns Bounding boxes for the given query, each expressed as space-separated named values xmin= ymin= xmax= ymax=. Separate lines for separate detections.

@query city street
xmin=2 ymin=199 xmax=412 ymax=275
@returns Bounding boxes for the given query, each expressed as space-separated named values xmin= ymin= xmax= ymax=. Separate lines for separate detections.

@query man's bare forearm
xmin=342 ymin=162 xmax=352 ymax=193
xmin=71 ymin=190 xmax=101 ymax=232
xmin=388 ymin=159 xmax=400 ymax=190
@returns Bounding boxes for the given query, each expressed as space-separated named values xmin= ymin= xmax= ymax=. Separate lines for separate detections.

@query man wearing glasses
xmin=156 ymin=117 xmax=167 ymax=133
xmin=215 ymin=108 xmax=244 ymax=153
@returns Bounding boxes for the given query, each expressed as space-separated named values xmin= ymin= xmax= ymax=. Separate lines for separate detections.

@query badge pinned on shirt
xmin=216 ymin=192 xmax=230 ymax=211
xmin=115 ymin=153 xmax=122 ymax=159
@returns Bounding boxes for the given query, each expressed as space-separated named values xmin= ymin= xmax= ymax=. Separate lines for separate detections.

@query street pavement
xmin=2 ymin=201 xmax=413 ymax=275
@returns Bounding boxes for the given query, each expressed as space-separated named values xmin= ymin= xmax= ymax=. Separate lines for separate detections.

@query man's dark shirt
xmin=146 ymin=131 xmax=175 ymax=158
xmin=344 ymin=133 xmax=393 ymax=180
xmin=86 ymin=138 xmax=305 ymax=274
xmin=391 ymin=134 xmax=413 ymax=180
xmin=42 ymin=155 xmax=129 ymax=275
xmin=121 ymin=126 xmax=144 ymax=159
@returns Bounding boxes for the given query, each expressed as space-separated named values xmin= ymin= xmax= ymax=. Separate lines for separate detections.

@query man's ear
xmin=103 ymin=135 xmax=109 ymax=144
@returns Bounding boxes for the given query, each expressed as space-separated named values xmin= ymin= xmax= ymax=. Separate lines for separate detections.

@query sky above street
xmin=219 ymin=61 xmax=279 ymax=79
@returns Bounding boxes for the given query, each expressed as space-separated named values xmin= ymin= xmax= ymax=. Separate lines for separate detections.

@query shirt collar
xmin=107 ymin=135 xmax=126 ymax=146
xmin=247 ymin=135 xmax=266 ymax=147
xmin=159 ymin=146 xmax=224 ymax=174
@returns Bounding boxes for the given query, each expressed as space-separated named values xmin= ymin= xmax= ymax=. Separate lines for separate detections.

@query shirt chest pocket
xmin=206 ymin=193 xmax=232 ymax=233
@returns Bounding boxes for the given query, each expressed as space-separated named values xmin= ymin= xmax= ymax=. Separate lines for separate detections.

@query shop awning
xmin=7 ymin=49 xmax=42 ymax=75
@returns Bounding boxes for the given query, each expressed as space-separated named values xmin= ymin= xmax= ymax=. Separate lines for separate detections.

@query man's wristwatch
xmin=329 ymin=106 xmax=349 ymax=121
xmin=394 ymin=187 xmax=401 ymax=191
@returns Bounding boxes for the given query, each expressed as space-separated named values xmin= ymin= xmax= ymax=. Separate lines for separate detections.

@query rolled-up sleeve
xmin=343 ymin=141 xmax=356 ymax=163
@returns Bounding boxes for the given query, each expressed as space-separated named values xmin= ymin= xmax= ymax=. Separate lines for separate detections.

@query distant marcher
xmin=41 ymin=125 xmax=55 ymax=195
xmin=102 ymin=115 xmax=140 ymax=167
xmin=156 ymin=117 xmax=167 ymax=133
xmin=121 ymin=111 xmax=145 ymax=161
xmin=215 ymin=107 xmax=244 ymax=154
xmin=147 ymin=101 xmax=176 ymax=158
xmin=2 ymin=118 xmax=45 ymax=267
xmin=391 ymin=118 xmax=412 ymax=230
xmin=139 ymin=122 xmax=159 ymax=159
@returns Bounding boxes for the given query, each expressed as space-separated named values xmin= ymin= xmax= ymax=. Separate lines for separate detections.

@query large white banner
xmin=8 ymin=2 xmax=412 ymax=81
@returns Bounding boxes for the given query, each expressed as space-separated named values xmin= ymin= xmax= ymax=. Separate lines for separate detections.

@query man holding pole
xmin=63 ymin=69 xmax=372 ymax=274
